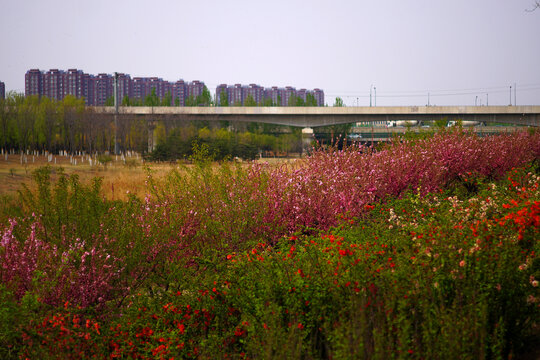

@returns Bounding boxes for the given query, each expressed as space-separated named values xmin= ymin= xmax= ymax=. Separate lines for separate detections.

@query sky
xmin=1 ymin=0 xmax=539 ymax=106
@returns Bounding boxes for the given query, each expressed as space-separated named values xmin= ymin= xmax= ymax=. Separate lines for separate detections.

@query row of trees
xmin=149 ymin=125 xmax=303 ymax=161
xmin=0 ymin=92 xmax=351 ymax=157
xmin=0 ymin=92 xmax=148 ymax=154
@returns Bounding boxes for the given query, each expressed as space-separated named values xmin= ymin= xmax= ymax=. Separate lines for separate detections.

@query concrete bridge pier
xmin=147 ymin=119 xmax=157 ymax=153
xmin=301 ymin=127 xmax=314 ymax=156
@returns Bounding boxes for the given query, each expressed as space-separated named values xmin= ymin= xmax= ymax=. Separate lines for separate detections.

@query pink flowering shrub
xmin=261 ymin=129 xmax=540 ymax=234
xmin=0 ymin=217 xmax=122 ymax=307
xmin=141 ymin=129 xmax=540 ymax=258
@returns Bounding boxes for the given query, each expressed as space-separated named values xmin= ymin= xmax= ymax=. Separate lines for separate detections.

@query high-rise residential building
xmin=282 ymin=86 xmax=296 ymax=106
xmin=130 ymin=77 xmax=175 ymax=104
xmin=44 ymin=69 xmax=64 ymax=100
xmin=93 ymin=73 xmax=113 ymax=106
xmin=131 ymin=77 xmax=147 ymax=101
xmin=216 ymin=84 xmax=228 ymax=105
xmin=162 ymin=81 xmax=173 ymax=105
xmin=264 ymin=87 xmax=280 ymax=106
xmin=311 ymin=88 xmax=325 ymax=106
xmin=229 ymin=84 xmax=243 ymax=105
xmin=25 ymin=69 xmax=43 ymax=97
xmin=83 ymin=73 xmax=94 ymax=105
xmin=116 ymin=73 xmax=132 ymax=103
xmin=0 ymin=81 xmax=5 ymax=100
xmin=147 ymin=77 xmax=163 ymax=99
xmin=244 ymin=84 xmax=264 ymax=104
xmin=173 ymin=80 xmax=187 ymax=106
xmin=297 ymin=89 xmax=307 ymax=103
xmin=65 ymin=69 xmax=85 ymax=98
xmin=187 ymin=80 xmax=205 ymax=101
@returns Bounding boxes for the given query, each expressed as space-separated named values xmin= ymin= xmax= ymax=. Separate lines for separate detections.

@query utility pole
xmin=374 ymin=87 xmax=377 ymax=106
xmin=370 ymin=85 xmax=373 ymax=107
xmin=509 ymin=86 xmax=512 ymax=106
xmin=114 ymin=72 xmax=119 ymax=155
xmin=486 ymin=93 xmax=489 ymax=106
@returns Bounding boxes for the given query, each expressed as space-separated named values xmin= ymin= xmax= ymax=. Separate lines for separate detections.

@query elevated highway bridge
xmin=93 ymin=105 xmax=539 ymax=152
xmin=94 ymin=105 xmax=540 ymax=128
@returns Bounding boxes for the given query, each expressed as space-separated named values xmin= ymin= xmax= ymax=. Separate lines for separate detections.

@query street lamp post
xmin=374 ymin=87 xmax=377 ymax=106
xmin=509 ymin=86 xmax=512 ymax=106
xmin=114 ymin=72 xmax=119 ymax=155
xmin=370 ymin=85 xmax=373 ymax=107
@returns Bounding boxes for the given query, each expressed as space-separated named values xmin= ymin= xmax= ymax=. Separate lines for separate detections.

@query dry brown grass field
xmin=0 ymin=153 xmax=297 ymax=202
xmin=0 ymin=153 xmax=175 ymax=201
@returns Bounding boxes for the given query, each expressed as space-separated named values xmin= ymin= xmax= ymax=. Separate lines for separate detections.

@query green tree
xmin=60 ymin=95 xmax=85 ymax=153
xmin=195 ymin=86 xmax=212 ymax=106
xmin=219 ymin=90 xmax=229 ymax=106
xmin=244 ymin=95 xmax=257 ymax=107
xmin=0 ymin=96 xmax=8 ymax=149
xmin=288 ymin=94 xmax=297 ymax=107
xmin=333 ymin=97 xmax=344 ymax=107
xmin=262 ymin=97 xmax=274 ymax=107
xmin=105 ymin=96 xmax=114 ymax=106
xmin=161 ymin=91 xmax=172 ymax=106
xmin=16 ymin=94 xmax=37 ymax=151
xmin=306 ymin=93 xmax=318 ymax=106
xmin=185 ymin=95 xmax=195 ymax=107
xmin=144 ymin=88 xmax=159 ymax=107
xmin=121 ymin=95 xmax=131 ymax=106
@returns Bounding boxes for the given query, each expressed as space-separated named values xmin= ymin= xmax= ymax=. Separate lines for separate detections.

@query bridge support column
xmin=147 ymin=120 xmax=157 ymax=153
xmin=301 ymin=127 xmax=314 ymax=156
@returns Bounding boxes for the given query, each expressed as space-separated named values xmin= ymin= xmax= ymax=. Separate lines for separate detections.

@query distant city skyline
xmin=24 ymin=68 xmax=325 ymax=106
xmin=1 ymin=0 xmax=540 ymax=106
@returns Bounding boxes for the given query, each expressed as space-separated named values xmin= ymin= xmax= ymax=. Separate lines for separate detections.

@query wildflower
xmin=459 ymin=260 xmax=465 ymax=267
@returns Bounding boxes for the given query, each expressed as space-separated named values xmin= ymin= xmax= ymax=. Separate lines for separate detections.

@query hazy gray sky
xmin=1 ymin=0 xmax=539 ymax=106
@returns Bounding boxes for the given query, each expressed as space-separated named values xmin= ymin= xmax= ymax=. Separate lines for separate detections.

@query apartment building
xmin=216 ymin=83 xmax=325 ymax=106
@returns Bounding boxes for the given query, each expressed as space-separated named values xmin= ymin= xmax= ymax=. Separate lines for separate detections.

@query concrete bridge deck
xmin=94 ymin=105 xmax=540 ymax=127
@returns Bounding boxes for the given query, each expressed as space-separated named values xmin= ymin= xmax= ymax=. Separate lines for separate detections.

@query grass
xmin=0 ymin=153 xmax=299 ymax=201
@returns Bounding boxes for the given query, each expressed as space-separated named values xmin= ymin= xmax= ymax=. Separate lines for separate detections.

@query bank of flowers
xmin=0 ymin=128 xmax=539 ymax=358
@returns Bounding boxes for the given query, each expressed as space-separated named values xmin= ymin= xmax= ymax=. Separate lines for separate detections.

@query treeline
xmin=149 ymin=125 xmax=303 ymax=161
xmin=0 ymin=92 xmax=306 ymax=159
xmin=107 ymin=87 xmax=213 ymax=107
xmin=0 ymin=92 xmax=148 ymax=154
